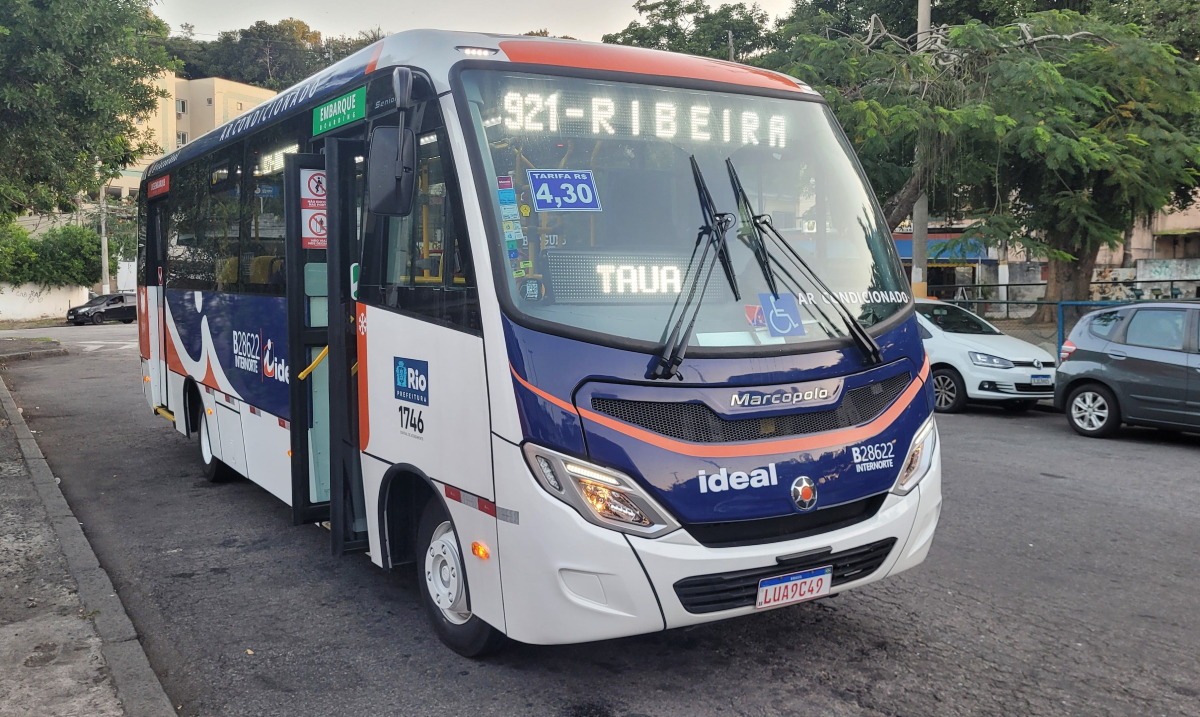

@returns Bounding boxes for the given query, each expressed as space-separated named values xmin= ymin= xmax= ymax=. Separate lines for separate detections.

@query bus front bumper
xmin=494 ymin=438 xmax=941 ymax=644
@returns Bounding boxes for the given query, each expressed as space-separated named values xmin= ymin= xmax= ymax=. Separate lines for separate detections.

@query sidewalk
xmin=0 ymin=373 xmax=173 ymax=717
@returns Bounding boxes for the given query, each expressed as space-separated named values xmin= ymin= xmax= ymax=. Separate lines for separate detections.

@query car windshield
xmin=917 ymin=303 xmax=1000 ymax=335
xmin=81 ymin=295 xmax=113 ymax=307
xmin=460 ymin=70 xmax=910 ymax=349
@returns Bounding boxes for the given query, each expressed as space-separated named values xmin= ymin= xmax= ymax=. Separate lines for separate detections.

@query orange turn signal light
xmin=206 ymin=408 xmax=213 ymax=415
xmin=143 ymin=376 xmax=151 ymax=382
xmin=471 ymin=542 xmax=489 ymax=560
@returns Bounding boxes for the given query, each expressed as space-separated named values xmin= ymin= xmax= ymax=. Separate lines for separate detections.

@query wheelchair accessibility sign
xmin=758 ymin=293 xmax=807 ymax=337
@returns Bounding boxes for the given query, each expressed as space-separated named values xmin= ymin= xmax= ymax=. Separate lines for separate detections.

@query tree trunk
xmin=883 ymin=171 xmax=925 ymax=231
xmin=1120 ymin=225 xmax=1133 ymax=269
xmin=1033 ymin=241 xmax=1100 ymax=323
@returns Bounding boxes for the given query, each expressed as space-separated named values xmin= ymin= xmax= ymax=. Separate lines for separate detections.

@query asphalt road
xmin=3 ymin=323 xmax=1199 ymax=717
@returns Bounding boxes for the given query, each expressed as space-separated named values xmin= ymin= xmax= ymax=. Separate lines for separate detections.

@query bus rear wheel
xmin=416 ymin=499 xmax=505 ymax=657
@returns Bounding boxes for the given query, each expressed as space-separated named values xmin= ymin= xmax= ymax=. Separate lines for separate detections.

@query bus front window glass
xmin=460 ymin=71 xmax=910 ymax=348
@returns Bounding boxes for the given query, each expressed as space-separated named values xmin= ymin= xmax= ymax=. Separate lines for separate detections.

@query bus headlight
xmin=522 ymin=443 xmax=680 ymax=537
xmin=892 ymin=415 xmax=938 ymax=495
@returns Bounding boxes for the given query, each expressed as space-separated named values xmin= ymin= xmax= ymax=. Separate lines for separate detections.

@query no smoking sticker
xmin=301 ymin=169 xmax=327 ymax=249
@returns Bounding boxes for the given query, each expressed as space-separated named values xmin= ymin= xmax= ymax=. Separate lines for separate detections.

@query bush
xmin=0 ymin=222 xmax=115 ymax=287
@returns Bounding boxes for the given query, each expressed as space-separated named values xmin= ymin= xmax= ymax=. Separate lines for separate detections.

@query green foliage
xmin=0 ymin=0 xmax=174 ymax=220
xmin=602 ymin=1 xmax=773 ymax=61
xmin=0 ymin=223 xmax=110 ymax=287
xmin=165 ymin=20 xmax=385 ymax=90
xmin=1089 ymin=0 xmax=1200 ymax=61
xmin=605 ymin=3 xmax=1200 ymax=300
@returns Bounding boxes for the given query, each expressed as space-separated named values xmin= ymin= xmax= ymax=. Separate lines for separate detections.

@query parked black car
xmin=67 ymin=293 xmax=137 ymax=325
xmin=1055 ymin=301 xmax=1200 ymax=437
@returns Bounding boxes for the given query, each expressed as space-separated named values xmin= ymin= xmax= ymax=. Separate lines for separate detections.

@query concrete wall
xmin=0 ymin=283 xmax=90 ymax=322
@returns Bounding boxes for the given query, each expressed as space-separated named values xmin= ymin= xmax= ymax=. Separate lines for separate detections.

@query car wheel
xmin=197 ymin=406 xmax=235 ymax=482
xmin=121 ymin=319 xmax=135 ymax=324
xmin=1002 ymin=400 xmax=1036 ymax=413
xmin=1067 ymin=384 xmax=1121 ymax=438
xmin=90 ymin=312 xmax=105 ymax=325
xmin=931 ymin=367 xmax=967 ymax=413
xmin=416 ymin=499 xmax=505 ymax=658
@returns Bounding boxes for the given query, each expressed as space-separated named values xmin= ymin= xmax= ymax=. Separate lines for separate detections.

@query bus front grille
xmin=590 ymin=371 xmax=911 ymax=443
xmin=672 ymin=538 xmax=897 ymax=614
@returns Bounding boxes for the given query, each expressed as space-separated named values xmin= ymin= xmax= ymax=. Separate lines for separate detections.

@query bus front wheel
xmin=416 ymin=499 xmax=505 ymax=657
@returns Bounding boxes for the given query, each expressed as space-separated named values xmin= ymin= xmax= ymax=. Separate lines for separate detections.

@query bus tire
xmin=197 ymin=405 xmax=234 ymax=482
xmin=416 ymin=499 xmax=505 ymax=657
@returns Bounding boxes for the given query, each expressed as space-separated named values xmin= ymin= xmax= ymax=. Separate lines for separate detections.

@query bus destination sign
xmin=313 ymin=86 xmax=366 ymax=136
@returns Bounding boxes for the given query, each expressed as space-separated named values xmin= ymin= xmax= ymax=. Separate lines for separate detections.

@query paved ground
xmin=0 ymin=373 xmax=122 ymax=716
xmin=2 ymin=322 xmax=1199 ymax=717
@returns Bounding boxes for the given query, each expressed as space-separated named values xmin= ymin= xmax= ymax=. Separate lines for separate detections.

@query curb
xmin=0 ymin=348 xmax=69 ymax=363
xmin=0 ymin=374 xmax=175 ymax=717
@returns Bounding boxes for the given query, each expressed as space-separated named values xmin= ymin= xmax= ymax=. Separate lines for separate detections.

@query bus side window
xmin=361 ymin=103 xmax=480 ymax=331
xmin=244 ymin=116 xmax=305 ymax=295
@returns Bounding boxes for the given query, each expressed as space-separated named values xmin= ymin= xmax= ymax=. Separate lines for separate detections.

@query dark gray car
xmin=1054 ymin=301 xmax=1200 ymax=437
xmin=66 ymin=293 xmax=137 ymax=325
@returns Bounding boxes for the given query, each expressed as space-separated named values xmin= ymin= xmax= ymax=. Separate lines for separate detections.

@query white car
xmin=915 ymin=299 xmax=1057 ymax=413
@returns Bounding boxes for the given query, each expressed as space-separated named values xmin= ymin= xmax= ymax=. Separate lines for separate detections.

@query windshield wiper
xmin=649 ymin=156 xmax=740 ymax=380
xmin=726 ymin=158 xmax=883 ymax=365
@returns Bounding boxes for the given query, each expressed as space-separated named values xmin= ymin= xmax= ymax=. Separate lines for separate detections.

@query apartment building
xmin=107 ymin=72 xmax=276 ymax=199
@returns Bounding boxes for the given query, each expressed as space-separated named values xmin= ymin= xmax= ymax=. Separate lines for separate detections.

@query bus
xmin=136 ymin=30 xmax=941 ymax=656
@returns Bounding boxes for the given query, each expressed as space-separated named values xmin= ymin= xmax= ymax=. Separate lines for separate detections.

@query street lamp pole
xmin=911 ymin=0 xmax=931 ymax=299
xmin=97 ymin=159 xmax=110 ymax=294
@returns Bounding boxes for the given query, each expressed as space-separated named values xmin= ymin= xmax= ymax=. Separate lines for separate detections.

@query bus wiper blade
xmin=649 ymin=156 xmax=739 ymax=380
xmin=725 ymin=159 xmax=883 ymax=365
xmin=726 ymin=158 xmax=778 ymax=299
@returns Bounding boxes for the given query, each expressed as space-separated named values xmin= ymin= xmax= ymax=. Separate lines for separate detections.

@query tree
xmin=165 ymin=20 xmax=388 ymax=89
xmin=0 ymin=0 xmax=173 ymax=220
xmin=773 ymin=11 xmax=1200 ymax=306
xmin=602 ymin=0 xmax=773 ymax=61
xmin=1089 ymin=0 xmax=1200 ymax=60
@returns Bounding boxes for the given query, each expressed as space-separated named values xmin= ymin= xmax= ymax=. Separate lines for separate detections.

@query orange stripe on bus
xmin=498 ymin=40 xmax=806 ymax=94
xmin=510 ymin=356 xmax=930 ymax=459
xmin=356 ymin=303 xmax=370 ymax=451
xmin=365 ymin=42 xmax=384 ymax=74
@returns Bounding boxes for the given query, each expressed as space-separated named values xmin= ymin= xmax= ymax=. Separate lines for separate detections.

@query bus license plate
xmin=755 ymin=566 xmax=832 ymax=609
xmin=1031 ymin=374 xmax=1052 ymax=386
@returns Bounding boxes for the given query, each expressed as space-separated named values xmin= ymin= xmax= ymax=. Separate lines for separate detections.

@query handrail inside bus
xmin=297 ymin=346 xmax=329 ymax=381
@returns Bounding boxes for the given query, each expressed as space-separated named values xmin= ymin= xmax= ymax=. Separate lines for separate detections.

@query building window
xmin=176 ymin=132 xmax=189 ymax=148
xmin=237 ymin=102 xmax=244 ymax=111
xmin=206 ymin=97 xmax=213 ymax=106
xmin=176 ymin=99 xmax=188 ymax=114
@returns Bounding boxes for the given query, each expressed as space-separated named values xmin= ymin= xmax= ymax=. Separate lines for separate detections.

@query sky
xmin=154 ymin=0 xmax=799 ymax=44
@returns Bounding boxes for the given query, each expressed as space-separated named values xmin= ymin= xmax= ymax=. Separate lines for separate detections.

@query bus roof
xmin=144 ymin=30 xmax=818 ymax=182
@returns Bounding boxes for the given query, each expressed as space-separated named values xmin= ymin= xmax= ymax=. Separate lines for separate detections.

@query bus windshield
xmin=460 ymin=70 xmax=910 ymax=349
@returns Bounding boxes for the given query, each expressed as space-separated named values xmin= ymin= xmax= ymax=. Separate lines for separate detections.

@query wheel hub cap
xmin=933 ymin=375 xmax=956 ymax=409
xmin=1071 ymin=392 xmax=1108 ymax=431
xmin=425 ymin=521 xmax=470 ymax=625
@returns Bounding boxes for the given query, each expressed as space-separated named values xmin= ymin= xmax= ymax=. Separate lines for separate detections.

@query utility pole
xmin=97 ymin=158 xmax=110 ymax=294
xmin=910 ymin=0 xmax=931 ymax=299
xmin=727 ymin=30 xmax=735 ymax=62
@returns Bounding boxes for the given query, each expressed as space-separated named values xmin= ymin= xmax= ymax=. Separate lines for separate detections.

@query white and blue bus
xmin=136 ymin=30 xmax=941 ymax=656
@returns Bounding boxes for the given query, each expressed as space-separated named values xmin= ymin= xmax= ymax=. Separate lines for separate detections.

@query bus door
xmin=147 ymin=198 xmax=170 ymax=412
xmin=285 ymin=153 xmax=333 ymax=526
xmin=323 ymin=138 xmax=368 ymax=554
xmin=284 ymin=147 xmax=369 ymax=554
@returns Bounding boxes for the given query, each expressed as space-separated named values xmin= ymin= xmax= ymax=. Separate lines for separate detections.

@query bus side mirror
xmin=368 ymin=126 xmax=416 ymax=216
xmin=368 ymin=67 xmax=416 ymax=216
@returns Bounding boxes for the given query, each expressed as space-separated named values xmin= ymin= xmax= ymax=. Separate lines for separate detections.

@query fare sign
xmin=312 ymin=87 xmax=366 ymax=136
xmin=300 ymin=169 xmax=327 ymax=249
